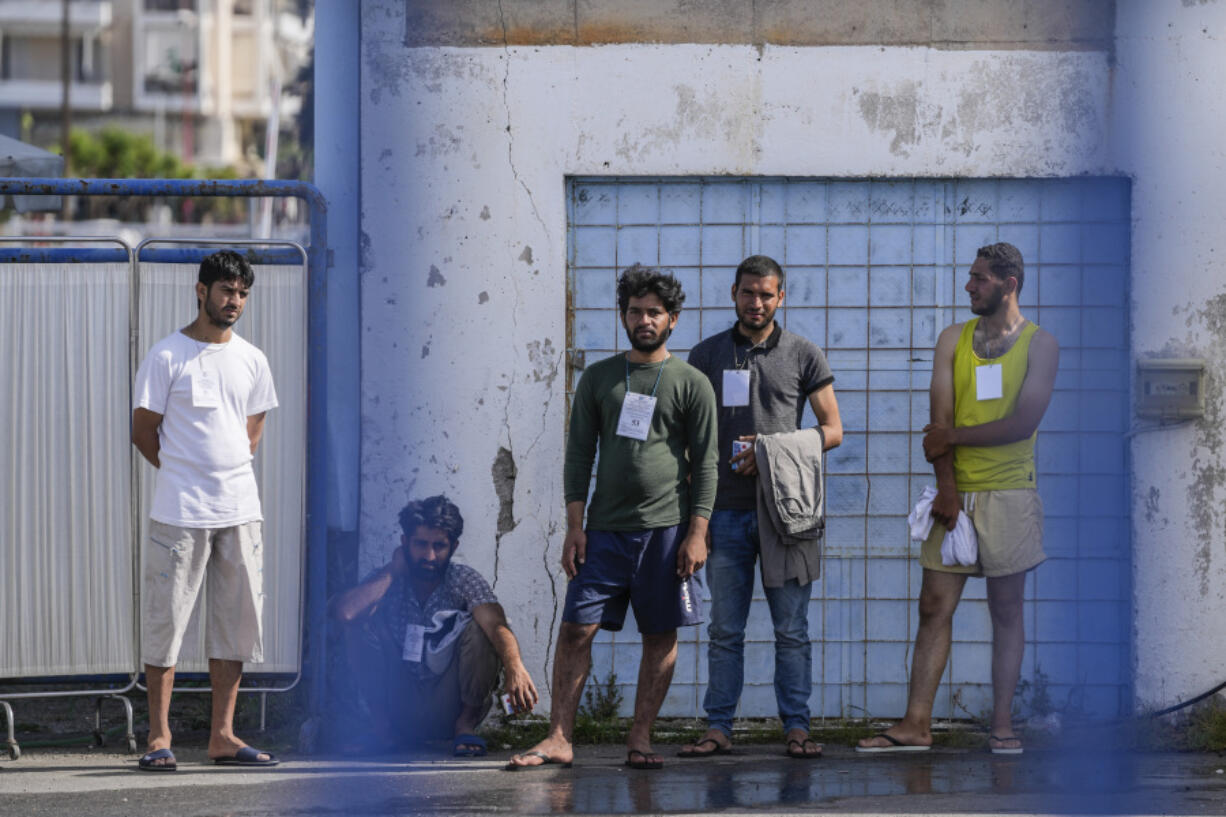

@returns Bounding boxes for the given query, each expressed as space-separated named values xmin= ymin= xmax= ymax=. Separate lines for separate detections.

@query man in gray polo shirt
xmin=681 ymin=254 xmax=843 ymax=759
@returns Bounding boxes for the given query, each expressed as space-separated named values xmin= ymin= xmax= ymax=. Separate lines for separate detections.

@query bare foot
xmin=141 ymin=740 xmax=175 ymax=768
xmin=988 ymin=733 xmax=1024 ymax=754
xmin=785 ymin=727 xmax=822 ymax=758
xmin=208 ymin=735 xmax=271 ymax=762
xmin=856 ymin=723 xmax=933 ymax=751
xmin=506 ymin=736 xmax=573 ymax=769
xmin=678 ymin=728 xmax=732 ymax=757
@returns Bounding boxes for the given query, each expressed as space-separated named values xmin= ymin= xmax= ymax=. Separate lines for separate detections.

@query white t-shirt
xmin=134 ymin=330 xmax=279 ymax=528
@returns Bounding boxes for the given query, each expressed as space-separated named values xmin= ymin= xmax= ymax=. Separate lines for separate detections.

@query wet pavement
xmin=2 ymin=744 xmax=1226 ymax=815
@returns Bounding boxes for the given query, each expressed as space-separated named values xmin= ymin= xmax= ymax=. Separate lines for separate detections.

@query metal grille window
xmin=566 ymin=177 xmax=1131 ymax=721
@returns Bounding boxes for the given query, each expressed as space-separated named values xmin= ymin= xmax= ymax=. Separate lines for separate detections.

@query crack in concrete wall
xmin=496 ymin=0 xmax=550 ymax=241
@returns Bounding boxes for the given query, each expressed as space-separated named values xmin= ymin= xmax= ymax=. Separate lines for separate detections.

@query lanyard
xmin=732 ymin=341 xmax=762 ymax=370
xmin=625 ymin=356 xmax=668 ymax=397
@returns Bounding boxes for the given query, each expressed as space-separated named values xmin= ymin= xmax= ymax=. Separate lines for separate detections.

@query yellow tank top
xmin=951 ymin=318 xmax=1038 ymax=491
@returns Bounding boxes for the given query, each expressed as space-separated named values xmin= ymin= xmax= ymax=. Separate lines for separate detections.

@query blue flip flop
xmin=212 ymin=746 xmax=279 ymax=766
xmin=138 ymin=747 xmax=177 ymax=772
xmin=453 ymin=733 xmax=487 ymax=757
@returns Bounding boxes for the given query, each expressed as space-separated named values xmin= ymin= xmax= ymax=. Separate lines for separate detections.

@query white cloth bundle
xmin=908 ymin=486 xmax=978 ymax=567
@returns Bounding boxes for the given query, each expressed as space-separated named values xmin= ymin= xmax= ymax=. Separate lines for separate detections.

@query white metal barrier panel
xmin=0 ymin=256 xmax=136 ymax=677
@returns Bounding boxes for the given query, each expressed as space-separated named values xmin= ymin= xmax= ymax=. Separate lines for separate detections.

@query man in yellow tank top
xmin=857 ymin=242 xmax=1059 ymax=756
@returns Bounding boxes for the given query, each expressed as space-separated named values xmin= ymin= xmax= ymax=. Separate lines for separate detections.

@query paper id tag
xmin=722 ymin=369 xmax=750 ymax=407
xmin=616 ymin=392 xmax=657 ymax=441
xmin=191 ymin=370 xmax=220 ymax=408
xmin=402 ymin=624 xmax=425 ymax=662
xmin=975 ymin=364 xmax=1004 ymax=401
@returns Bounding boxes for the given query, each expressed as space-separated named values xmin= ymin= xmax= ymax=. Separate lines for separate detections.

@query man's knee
xmin=642 ymin=630 xmax=678 ymax=653
xmin=458 ymin=619 xmax=502 ymax=686
xmin=917 ymin=586 xmax=959 ymax=625
xmin=557 ymin=621 xmax=599 ymax=653
xmin=987 ymin=595 xmax=1024 ymax=628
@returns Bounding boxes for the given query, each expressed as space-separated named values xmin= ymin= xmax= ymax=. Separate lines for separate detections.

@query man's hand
xmin=676 ymin=529 xmax=707 ymax=578
xmin=730 ymin=434 xmax=758 ymax=476
xmin=503 ymin=662 xmax=540 ymax=714
xmin=389 ymin=544 xmax=410 ymax=578
xmin=922 ymin=423 xmax=958 ymax=462
xmin=562 ymin=527 xmax=587 ymax=579
xmin=930 ymin=487 xmax=962 ymax=530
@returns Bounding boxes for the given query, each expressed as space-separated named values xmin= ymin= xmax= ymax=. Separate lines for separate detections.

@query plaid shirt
xmin=372 ymin=562 xmax=498 ymax=668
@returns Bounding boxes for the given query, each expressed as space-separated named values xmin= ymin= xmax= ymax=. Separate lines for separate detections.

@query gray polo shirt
xmin=687 ymin=323 xmax=834 ymax=511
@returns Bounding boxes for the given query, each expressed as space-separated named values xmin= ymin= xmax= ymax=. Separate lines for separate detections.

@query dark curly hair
xmin=398 ymin=494 xmax=464 ymax=545
xmin=976 ymin=242 xmax=1025 ymax=295
xmin=616 ymin=264 xmax=686 ymax=315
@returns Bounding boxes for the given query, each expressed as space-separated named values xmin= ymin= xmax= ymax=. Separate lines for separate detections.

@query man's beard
xmin=410 ymin=557 xmax=451 ymax=581
xmin=205 ymin=298 xmax=239 ymax=329
xmin=736 ymin=304 xmax=776 ymax=333
xmin=625 ymin=323 xmax=671 ymax=353
xmin=970 ymin=288 xmax=1004 ymax=316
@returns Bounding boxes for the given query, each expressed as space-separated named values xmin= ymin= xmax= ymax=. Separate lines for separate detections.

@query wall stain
xmin=519 ymin=246 xmax=534 ymax=265
xmin=1143 ymin=486 xmax=1160 ymax=525
xmin=526 ymin=338 xmax=560 ymax=389
xmin=416 ymin=124 xmax=464 ymax=158
xmin=856 ymin=56 xmax=1101 ymax=162
xmin=480 ymin=205 xmax=491 ymax=220
xmin=857 ymin=80 xmax=927 ymax=156
xmin=427 ymin=265 xmax=447 ymax=287
xmin=1171 ymin=291 xmax=1226 ymax=597
xmin=479 ymin=291 xmax=490 ymax=304
xmin=615 ymin=83 xmax=762 ymax=167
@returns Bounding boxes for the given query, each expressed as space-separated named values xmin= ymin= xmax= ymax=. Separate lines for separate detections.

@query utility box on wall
xmin=1136 ymin=358 xmax=1205 ymax=420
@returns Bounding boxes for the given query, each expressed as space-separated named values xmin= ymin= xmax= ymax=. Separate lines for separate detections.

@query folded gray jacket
xmin=755 ymin=427 xmax=825 ymax=588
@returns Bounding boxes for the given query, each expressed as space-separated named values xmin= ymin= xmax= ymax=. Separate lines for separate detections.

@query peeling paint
xmin=491 ymin=446 xmax=518 ymax=589
xmin=427 ymin=265 xmax=447 ymax=287
xmin=492 ymin=447 xmax=518 ymax=537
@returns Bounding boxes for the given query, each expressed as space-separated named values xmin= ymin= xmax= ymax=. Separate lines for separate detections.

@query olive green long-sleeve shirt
xmin=564 ymin=353 xmax=718 ymax=531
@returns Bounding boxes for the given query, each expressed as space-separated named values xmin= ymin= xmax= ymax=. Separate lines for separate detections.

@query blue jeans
xmin=704 ymin=509 xmax=812 ymax=736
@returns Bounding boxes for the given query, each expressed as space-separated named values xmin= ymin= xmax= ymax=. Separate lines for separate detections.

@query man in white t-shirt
xmin=131 ymin=250 xmax=279 ymax=771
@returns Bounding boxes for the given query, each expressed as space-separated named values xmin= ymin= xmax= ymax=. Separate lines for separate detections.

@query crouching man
xmin=332 ymin=495 xmax=538 ymax=756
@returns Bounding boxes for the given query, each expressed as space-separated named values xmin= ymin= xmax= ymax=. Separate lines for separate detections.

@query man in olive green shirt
xmin=507 ymin=265 xmax=717 ymax=772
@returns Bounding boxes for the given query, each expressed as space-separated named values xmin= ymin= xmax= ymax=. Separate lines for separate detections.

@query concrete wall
xmin=402 ymin=0 xmax=1113 ymax=50
xmin=359 ymin=0 xmax=1115 ymax=708
xmin=1115 ymin=0 xmax=1226 ymax=709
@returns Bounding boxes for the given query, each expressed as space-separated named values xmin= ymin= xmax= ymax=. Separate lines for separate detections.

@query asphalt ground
xmin=3 ymin=743 xmax=1226 ymax=816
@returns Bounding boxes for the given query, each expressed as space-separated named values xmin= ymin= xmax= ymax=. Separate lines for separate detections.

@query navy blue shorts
xmin=561 ymin=525 xmax=704 ymax=634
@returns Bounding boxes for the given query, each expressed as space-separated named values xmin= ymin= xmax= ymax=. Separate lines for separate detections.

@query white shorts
xmin=142 ymin=519 xmax=265 ymax=667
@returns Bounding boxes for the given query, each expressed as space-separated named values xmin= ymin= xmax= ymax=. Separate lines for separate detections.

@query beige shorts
xmin=919 ymin=489 xmax=1045 ymax=578
xmin=142 ymin=519 xmax=264 ymax=667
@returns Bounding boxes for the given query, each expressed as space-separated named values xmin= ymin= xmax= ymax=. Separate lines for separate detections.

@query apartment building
xmin=0 ymin=0 xmax=310 ymax=167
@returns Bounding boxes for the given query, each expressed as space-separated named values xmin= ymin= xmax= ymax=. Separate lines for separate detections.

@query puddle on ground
xmin=395 ymin=751 xmax=1197 ymax=815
